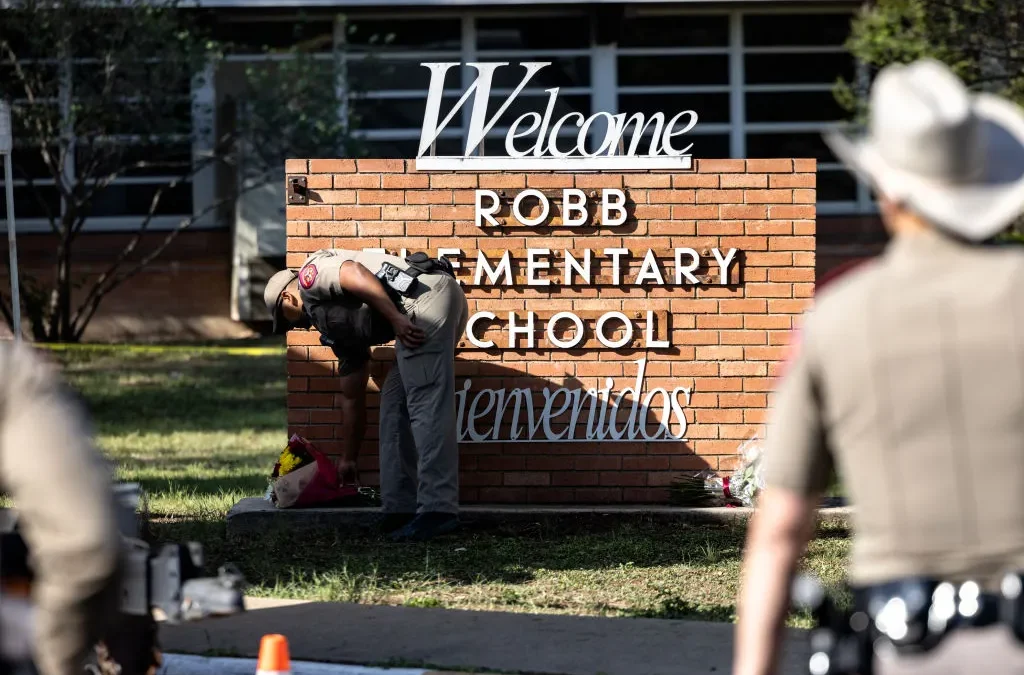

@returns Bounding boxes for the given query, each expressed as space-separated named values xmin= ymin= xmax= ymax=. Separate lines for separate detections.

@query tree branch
xmin=70 ymin=176 xmax=271 ymax=340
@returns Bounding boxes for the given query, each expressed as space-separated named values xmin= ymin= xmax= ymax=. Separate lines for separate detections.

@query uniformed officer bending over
xmin=0 ymin=341 xmax=123 ymax=675
xmin=734 ymin=60 xmax=1024 ymax=674
xmin=264 ymin=249 xmax=469 ymax=542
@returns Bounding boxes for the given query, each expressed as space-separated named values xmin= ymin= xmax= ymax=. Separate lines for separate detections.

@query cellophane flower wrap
xmin=728 ymin=435 xmax=766 ymax=507
xmin=264 ymin=434 xmax=316 ymax=504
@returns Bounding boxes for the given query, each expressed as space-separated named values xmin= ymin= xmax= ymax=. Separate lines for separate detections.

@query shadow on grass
xmin=152 ymin=515 xmax=750 ymax=591
xmin=55 ymin=352 xmax=286 ymax=435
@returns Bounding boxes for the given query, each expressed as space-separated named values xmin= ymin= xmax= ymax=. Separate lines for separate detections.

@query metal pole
xmin=3 ymin=153 xmax=19 ymax=341
xmin=0 ymin=99 xmax=20 ymax=341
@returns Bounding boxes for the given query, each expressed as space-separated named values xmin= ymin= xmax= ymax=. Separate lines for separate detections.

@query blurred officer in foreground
xmin=734 ymin=59 xmax=1024 ymax=675
xmin=0 ymin=341 xmax=123 ymax=675
xmin=265 ymin=248 xmax=468 ymax=542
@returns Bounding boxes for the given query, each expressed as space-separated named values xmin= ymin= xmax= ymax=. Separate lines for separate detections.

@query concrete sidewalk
xmin=160 ymin=601 xmax=813 ymax=675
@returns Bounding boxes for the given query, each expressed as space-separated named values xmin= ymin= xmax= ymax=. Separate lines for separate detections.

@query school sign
xmin=283 ymin=62 xmax=816 ymax=504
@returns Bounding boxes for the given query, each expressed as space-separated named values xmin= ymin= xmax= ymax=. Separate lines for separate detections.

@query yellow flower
xmin=277 ymin=447 xmax=305 ymax=476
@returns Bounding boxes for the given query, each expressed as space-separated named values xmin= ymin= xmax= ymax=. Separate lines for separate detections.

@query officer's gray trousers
xmin=379 ymin=273 xmax=468 ymax=515
xmin=875 ymin=627 xmax=1024 ymax=674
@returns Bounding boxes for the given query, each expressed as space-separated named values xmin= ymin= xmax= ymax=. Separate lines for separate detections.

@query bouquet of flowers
xmin=264 ymin=434 xmax=381 ymax=509
xmin=728 ymin=435 xmax=766 ymax=507
xmin=667 ymin=435 xmax=766 ymax=507
xmin=263 ymin=435 xmax=316 ymax=502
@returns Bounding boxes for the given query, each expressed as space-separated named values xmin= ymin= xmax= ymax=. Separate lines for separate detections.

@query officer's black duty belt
xmin=375 ymin=252 xmax=456 ymax=299
xmin=793 ymin=571 xmax=1024 ymax=675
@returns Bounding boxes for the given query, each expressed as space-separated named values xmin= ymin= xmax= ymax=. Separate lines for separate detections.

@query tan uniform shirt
xmin=763 ymin=229 xmax=1024 ymax=588
xmin=296 ymin=249 xmax=408 ymax=374
xmin=0 ymin=341 xmax=122 ymax=675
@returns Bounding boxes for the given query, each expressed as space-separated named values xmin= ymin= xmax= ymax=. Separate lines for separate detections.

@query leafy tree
xmin=834 ymin=0 xmax=1024 ymax=234
xmin=0 ymin=0 xmax=355 ymax=341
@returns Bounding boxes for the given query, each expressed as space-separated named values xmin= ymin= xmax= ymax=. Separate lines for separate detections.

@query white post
xmin=0 ymin=100 xmax=21 ymax=341
xmin=728 ymin=11 xmax=746 ymax=159
xmin=191 ymin=60 xmax=217 ymax=227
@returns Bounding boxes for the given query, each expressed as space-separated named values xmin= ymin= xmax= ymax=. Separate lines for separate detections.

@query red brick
xmin=573 ymin=488 xmax=623 ymax=503
xmin=382 ymin=174 xmax=429 ymax=189
xmin=696 ymin=189 xmax=744 ymax=204
xmin=698 ymin=159 xmax=745 ymax=173
xmin=408 ymin=221 xmax=454 ymax=236
xmin=527 ymin=457 xmax=576 ymax=471
xmin=746 ymin=283 xmax=794 ymax=298
xmin=720 ymin=299 xmax=767 ymax=314
xmin=695 ymin=345 xmax=744 ymax=360
xmin=286 ymin=205 xmax=331 ymax=220
xmin=575 ymin=457 xmax=622 ymax=471
xmin=697 ymin=221 xmax=744 ymax=236
xmin=624 ymin=174 xmax=671 ymax=188
xmin=357 ymin=159 xmax=404 ymax=172
xmin=600 ymin=472 xmax=647 ymax=487
xmin=576 ymin=175 xmax=624 ymax=188
xmin=285 ymin=159 xmax=308 ymax=174
xmin=672 ymin=174 xmax=720 ymax=188
xmin=769 ymin=236 xmax=816 ymax=251
xmin=770 ymin=268 xmax=815 ymax=282
xmin=649 ymin=190 xmax=697 ymax=204
xmin=552 ymin=471 xmax=599 ymax=486
xmin=504 ymin=472 xmax=551 ymax=486
xmin=745 ymin=189 xmax=794 ymax=204
xmin=793 ymin=189 xmax=816 ymax=204
xmin=479 ymin=174 xmax=527 ymax=189
xmin=318 ymin=190 xmax=357 ymax=204
xmin=335 ymin=174 xmax=381 ymax=189
xmin=287 ymin=222 xmax=308 ymax=236
xmin=289 ymin=237 xmax=332 ymax=252
xmin=769 ymin=299 xmax=812 ymax=314
xmin=407 ymin=190 xmax=454 ymax=204
xmin=794 ymin=159 xmax=817 ymax=171
xmin=745 ymin=346 xmax=788 ymax=361
xmin=719 ymin=393 xmax=767 ymax=408
xmin=527 ymin=175 xmax=575 ymax=188
xmin=334 ymin=206 xmax=382 ymax=219
xmin=769 ymin=205 xmax=815 ymax=219
xmin=745 ymin=221 xmax=793 ymax=235
xmin=431 ymin=174 xmax=478 ymax=188
xmin=479 ymin=487 xmax=528 ymax=503
xmin=382 ymin=205 xmax=430 ymax=220
xmin=310 ymin=222 xmax=357 ymax=237
xmin=794 ymin=220 xmax=815 ymax=235
xmin=306 ymin=175 xmax=333 ymax=189
xmin=309 ymin=159 xmax=356 ymax=173
xmin=745 ymin=315 xmax=792 ymax=330
xmin=770 ymin=174 xmax=816 ymax=188
xmin=359 ymin=190 xmax=405 ymax=205
xmin=622 ymin=457 xmax=671 ymax=471
xmin=721 ymin=205 xmax=767 ymax=220
xmin=671 ymin=205 xmax=720 ymax=219
xmin=746 ymin=159 xmax=793 ymax=173
xmin=721 ymin=174 xmax=768 ymax=188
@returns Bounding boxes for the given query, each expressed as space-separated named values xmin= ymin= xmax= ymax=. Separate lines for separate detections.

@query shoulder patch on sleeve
xmin=299 ymin=263 xmax=318 ymax=290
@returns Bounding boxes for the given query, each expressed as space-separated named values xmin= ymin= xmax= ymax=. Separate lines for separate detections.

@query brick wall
xmin=0 ymin=230 xmax=254 ymax=342
xmin=284 ymin=158 xmax=816 ymax=504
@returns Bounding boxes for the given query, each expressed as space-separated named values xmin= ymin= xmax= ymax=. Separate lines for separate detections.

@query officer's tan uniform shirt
xmin=764 ymin=229 xmax=1024 ymax=588
xmin=296 ymin=249 xmax=408 ymax=374
xmin=0 ymin=341 xmax=122 ymax=675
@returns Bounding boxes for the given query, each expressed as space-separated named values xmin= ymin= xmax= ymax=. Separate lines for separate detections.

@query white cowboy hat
xmin=824 ymin=58 xmax=1024 ymax=241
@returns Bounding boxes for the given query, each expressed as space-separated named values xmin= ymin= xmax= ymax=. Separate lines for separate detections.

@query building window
xmin=342 ymin=17 xmax=464 ymax=158
xmin=741 ymin=10 xmax=861 ymax=211
xmin=1 ymin=51 xmax=197 ymax=231
xmin=616 ymin=13 xmax=731 ymax=160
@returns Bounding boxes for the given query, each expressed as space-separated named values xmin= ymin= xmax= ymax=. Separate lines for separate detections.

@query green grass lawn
xmin=31 ymin=343 xmax=850 ymax=626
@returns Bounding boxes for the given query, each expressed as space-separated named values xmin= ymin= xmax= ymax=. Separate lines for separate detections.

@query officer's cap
xmin=264 ymin=269 xmax=298 ymax=334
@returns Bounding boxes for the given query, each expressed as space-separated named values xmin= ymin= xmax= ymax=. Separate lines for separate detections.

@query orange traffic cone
xmin=256 ymin=634 xmax=291 ymax=675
